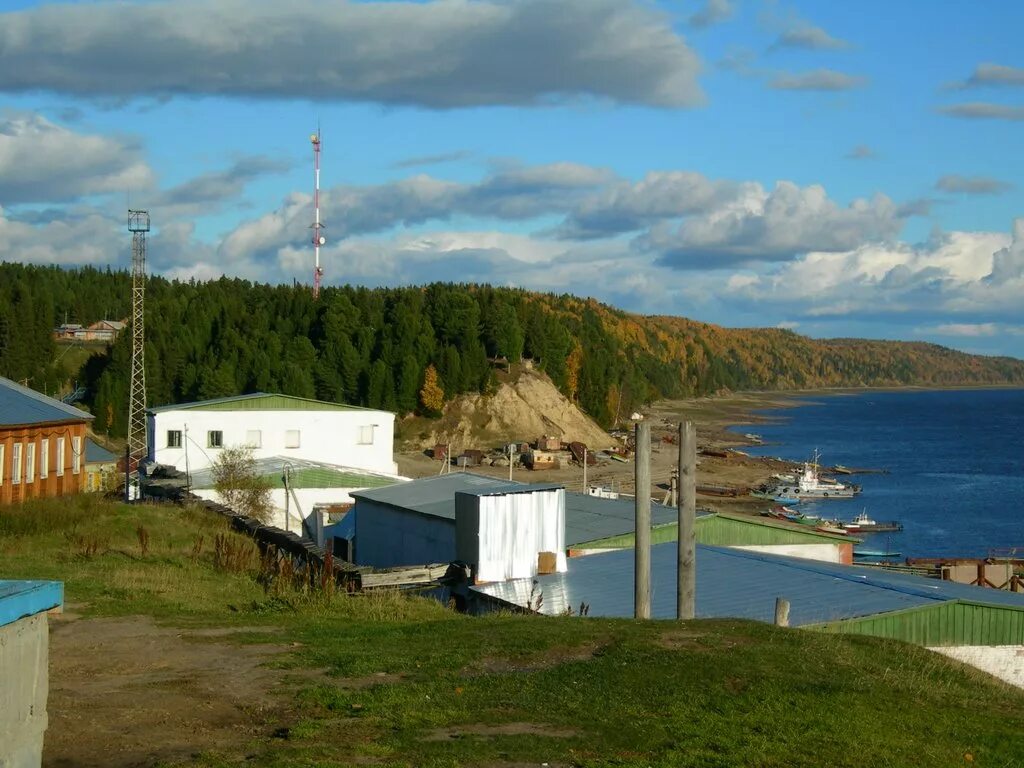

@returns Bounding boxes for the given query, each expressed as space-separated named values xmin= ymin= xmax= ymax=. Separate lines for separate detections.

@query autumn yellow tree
xmin=419 ymin=364 xmax=445 ymax=415
xmin=565 ymin=343 xmax=583 ymax=402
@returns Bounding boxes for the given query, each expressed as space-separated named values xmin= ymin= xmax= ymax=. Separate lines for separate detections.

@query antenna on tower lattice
xmin=126 ymin=209 xmax=150 ymax=502
xmin=310 ymin=129 xmax=325 ymax=299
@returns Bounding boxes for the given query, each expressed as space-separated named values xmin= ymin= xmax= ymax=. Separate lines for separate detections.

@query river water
xmin=731 ymin=388 xmax=1024 ymax=558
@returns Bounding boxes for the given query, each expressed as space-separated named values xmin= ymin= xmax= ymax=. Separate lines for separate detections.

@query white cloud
xmin=0 ymin=112 xmax=153 ymax=204
xmin=0 ymin=0 xmax=703 ymax=109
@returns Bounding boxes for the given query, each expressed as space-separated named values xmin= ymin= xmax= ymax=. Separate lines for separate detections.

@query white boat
xmin=772 ymin=450 xmax=860 ymax=499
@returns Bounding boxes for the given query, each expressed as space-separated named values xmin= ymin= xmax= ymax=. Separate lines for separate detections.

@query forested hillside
xmin=2 ymin=263 xmax=1023 ymax=437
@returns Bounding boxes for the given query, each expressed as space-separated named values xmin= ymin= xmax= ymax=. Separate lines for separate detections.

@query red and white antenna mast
xmin=310 ymin=129 xmax=325 ymax=299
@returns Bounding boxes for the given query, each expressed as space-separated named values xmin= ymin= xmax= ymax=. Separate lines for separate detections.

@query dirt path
xmin=44 ymin=612 xmax=292 ymax=767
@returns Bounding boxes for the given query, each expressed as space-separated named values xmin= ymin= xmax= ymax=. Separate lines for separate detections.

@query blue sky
xmin=2 ymin=0 xmax=1024 ymax=357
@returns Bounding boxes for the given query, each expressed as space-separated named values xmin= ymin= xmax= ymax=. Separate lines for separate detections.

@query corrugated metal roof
xmin=147 ymin=392 xmax=385 ymax=414
xmin=472 ymin=543 xmax=1024 ymax=626
xmin=0 ymin=376 xmax=93 ymax=427
xmin=564 ymin=492 xmax=677 ymax=547
xmin=189 ymin=456 xmax=401 ymax=490
xmin=85 ymin=439 xmax=116 ymax=463
xmin=351 ymin=473 xmax=558 ymax=521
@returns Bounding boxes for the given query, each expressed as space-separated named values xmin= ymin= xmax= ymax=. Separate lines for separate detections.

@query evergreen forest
xmin=3 ymin=263 xmax=1023 ymax=437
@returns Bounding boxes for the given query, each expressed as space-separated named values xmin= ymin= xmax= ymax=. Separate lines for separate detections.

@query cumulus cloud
xmin=939 ymin=102 xmax=1024 ymax=121
xmin=555 ymin=171 xmax=741 ymax=239
xmin=0 ymin=0 xmax=703 ymax=109
xmin=935 ymin=175 xmax=1012 ymax=195
xmin=771 ymin=24 xmax=849 ymax=51
xmin=770 ymin=69 xmax=866 ymax=91
xmin=722 ymin=224 xmax=1022 ymax=326
xmin=0 ymin=112 xmax=153 ymax=204
xmin=644 ymin=182 xmax=902 ymax=268
xmin=150 ymin=156 xmax=292 ymax=218
xmin=689 ymin=0 xmax=733 ymax=29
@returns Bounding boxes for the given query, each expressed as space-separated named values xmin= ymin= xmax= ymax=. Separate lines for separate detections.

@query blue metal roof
xmin=351 ymin=473 xmax=558 ymax=521
xmin=564 ymin=492 xmax=678 ymax=546
xmin=0 ymin=581 xmax=64 ymax=627
xmin=472 ymin=543 xmax=1024 ymax=625
xmin=0 ymin=376 xmax=93 ymax=427
xmin=85 ymin=438 xmax=116 ymax=463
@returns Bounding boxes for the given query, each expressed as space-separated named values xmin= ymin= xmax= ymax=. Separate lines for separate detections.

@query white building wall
xmin=193 ymin=487 xmax=358 ymax=540
xmin=930 ymin=646 xmax=1024 ymax=689
xmin=148 ymin=408 xmax=397 ymax=475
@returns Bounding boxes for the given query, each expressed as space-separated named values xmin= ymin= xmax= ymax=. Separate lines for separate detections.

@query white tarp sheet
xmin=473 ymin=489 xmax=567 ymax=582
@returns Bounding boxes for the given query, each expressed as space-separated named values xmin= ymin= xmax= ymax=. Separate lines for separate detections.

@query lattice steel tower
xmin=126 ymin=209 xmax=150 ymax=501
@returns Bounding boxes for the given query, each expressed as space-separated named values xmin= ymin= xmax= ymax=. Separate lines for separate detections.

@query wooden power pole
xmin=634 ymin=421 xmax=651 ymax=619
xmin=677 ymin=421 xmax=696 ymax=620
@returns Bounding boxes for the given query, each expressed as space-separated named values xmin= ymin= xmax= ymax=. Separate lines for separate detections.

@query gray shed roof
xmin=564 ymin=492 xmax=677 ymax=547
xmin=472 ymin=543 xmax=1024 ymax=625
xmin=352 ymin=473 xmax=560 ymax=521
xmin=85 ymin=439 xmax=116 ymax=463
xmin=0 ymin=376 xmax=93 ymax=427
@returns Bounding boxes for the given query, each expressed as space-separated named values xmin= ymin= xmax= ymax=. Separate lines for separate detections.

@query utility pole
xmin=126 ymin=209 xmax=149 ymax=502
xmin=634 ymin=421 xmax=651 ymax=619
xmin=677 ymin=421 xmax=696 ymax=620
xmin=508 ymin=443 xmax=514 ymax=482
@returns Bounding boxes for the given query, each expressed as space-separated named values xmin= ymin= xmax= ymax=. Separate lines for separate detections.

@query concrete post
xmin=635 ymin=421 xmax=651 ymax=620
xmin=774 ymin=597 xmax=790 ymax=627
xmin=582 ymin=447 xmax=588 ymax=493
xmin=677 ymin=421 xmax=696 ymax=620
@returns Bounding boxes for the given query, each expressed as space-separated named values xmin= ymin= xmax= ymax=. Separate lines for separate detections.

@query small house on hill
xmin=0 ymin=376 xmax=91 ymax=504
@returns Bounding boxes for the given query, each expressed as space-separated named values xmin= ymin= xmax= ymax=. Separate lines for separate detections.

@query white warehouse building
xmin=147 ymin=392 xmax=399 ymax=476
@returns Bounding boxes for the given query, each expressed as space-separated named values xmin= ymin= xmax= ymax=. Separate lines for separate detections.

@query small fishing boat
xmin=841 ymin=510 xmax=903 ymax=533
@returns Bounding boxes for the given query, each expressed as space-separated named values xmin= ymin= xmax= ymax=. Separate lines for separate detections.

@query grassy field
xmin=3 ymin=497 xmax=1024 ymax=767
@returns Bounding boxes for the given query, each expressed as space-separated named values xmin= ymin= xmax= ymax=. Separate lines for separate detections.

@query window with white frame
xmin=72 ymin=436 xmax=81 ymax=475
xmin=40 ymin=438 xmax=49 ymax=479
xmin=167 ymin=430 xmax=182 ymax=448
xmin=284 ymin=429 xmax=301 ymax=448
xmin=12 ymin=443 xmax=22 ymax=484
xmin=56 ymin=437 xmax=65 ymax=477
xmin=0 ymin=444 xmax=5 ymax=485
xmin=207 ymin=430 xmax=223 ymax=449
xmin=357 ymin=425 xmax=375 ymax=445
xmin=245 ymin=430 xmax=262 ymax=448
xmin=25 ymin=443 xmax=35 ymax=483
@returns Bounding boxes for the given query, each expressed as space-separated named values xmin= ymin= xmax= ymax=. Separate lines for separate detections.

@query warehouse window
xmin=284 ymin=430 xmax=301 ymax=449
xmin=167 ymin=430 xmax=182 ymax=448
xmin=40 ymin=438 xmax=49 ymax=479
xmin=245 ymin=430 xmax=262 ymax=448
xmin=25 ymin=443 xmax=35 ymax=484
xmin=56 ymin=438 xmax=65 ymax=477
xmin=207 ymin=430 xmax=223 ymax=449
xmin=357 ymin=425 xmax=375 ymax=445
xmin=12 ymin=443 xmax=22 ymax=484
xmin=72 ymin=436 xmax=81 ymax=475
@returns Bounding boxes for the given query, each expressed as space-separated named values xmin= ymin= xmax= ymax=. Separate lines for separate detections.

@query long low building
xmin=472 ymin=542 xmax=1024 ymax=648
xmin=346 ymin=473 xmax=855 ymax=568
